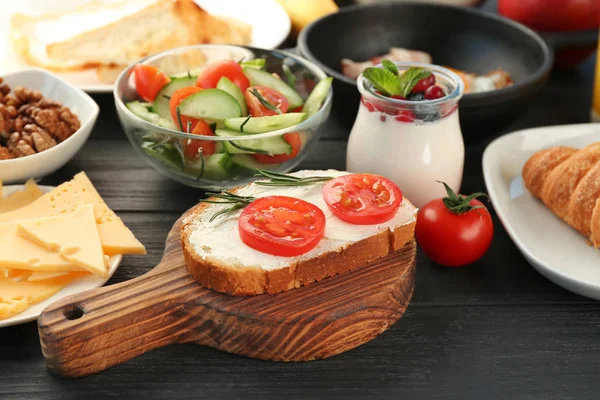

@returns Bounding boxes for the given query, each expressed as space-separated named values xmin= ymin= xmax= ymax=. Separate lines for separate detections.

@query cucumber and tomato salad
xmin=128 ymin=59 xmax=332 ymax=179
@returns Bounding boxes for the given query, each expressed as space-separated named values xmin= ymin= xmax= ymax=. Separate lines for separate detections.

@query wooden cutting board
xmin=38 ymin=210 xmax=416 ymax=378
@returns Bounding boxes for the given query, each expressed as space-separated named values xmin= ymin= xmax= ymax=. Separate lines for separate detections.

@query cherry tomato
xmin=196 ymin=60 xmax=250 ymax=92
xmin=252 ymin=132 xmax=301 ymax=164
xmin=244 ymin=86 xmax=289 ymax=117
xmin=238 ymin=196 xmax=326 ymax=257
xmin=181 ymin=119 xmax=216 ymax=158
xmin=415 ymin=183 xmax=493 ymax=267
xmin=322 ymin=174 xmax=403 ymax=225
xmin=133 ymin=64 xmax=170 ymax=102
xmin=170 ymin=87 xmax=203 ymax=130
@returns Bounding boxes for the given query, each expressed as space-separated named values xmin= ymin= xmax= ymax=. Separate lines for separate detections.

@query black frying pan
xmin=298 ymin=2 xmax=553 ymax=144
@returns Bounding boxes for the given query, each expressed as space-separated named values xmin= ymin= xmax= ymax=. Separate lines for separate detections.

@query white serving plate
xmin=482 ymin=123 xmax=600 ymax=300
xmin=0 ymin=0 xmax=291 ymax=93
xmin=0 ymin=185 xmax=121 ymax=327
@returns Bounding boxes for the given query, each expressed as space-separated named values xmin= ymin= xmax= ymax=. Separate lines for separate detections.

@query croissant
xmin=522 ymin=143 xmax=600 ymax=247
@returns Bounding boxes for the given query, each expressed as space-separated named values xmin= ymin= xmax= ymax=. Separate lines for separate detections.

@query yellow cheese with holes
xmin=16 ymin=204 xmax=107 ymax=278
xmin=0 ymin=275 xmax=75 ymax=320
xmin=0 ymin=223 xmax=83 ymax=272
xmin=0 ymin=172 xmax=145 ymax=255
xmin=27 ymin=270 xmax=74 ymax=281
xmin=0 ymin=179 xmax=44 ymax=214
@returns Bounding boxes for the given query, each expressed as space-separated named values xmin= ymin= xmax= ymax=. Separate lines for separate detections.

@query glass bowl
xmin=114 ymin=45 xmax=332 ymax=190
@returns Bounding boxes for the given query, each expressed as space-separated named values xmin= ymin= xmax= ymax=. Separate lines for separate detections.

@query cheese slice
xmin=0 ymin=179 xmax=44 ymax=214
xmin=0 ymin=275 xmax=75 ymax=320
xmin=16 ymin=204 xmax=107 ymax=278
xmin=0 ymin=223 xmax=82 ymax=272
xmin=0 ymin=172 xmax=145 ymax=255
xmin=0 ymin=267 xmax=32 ymax=280
xmin=27 ymin=270 xmax=74 ymax=282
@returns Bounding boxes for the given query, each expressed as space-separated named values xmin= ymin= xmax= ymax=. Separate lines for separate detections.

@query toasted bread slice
xmin=181 ymin=170 xmax=417 ymax=296
xmin=11 ymin=0 xmax=252 ymax=71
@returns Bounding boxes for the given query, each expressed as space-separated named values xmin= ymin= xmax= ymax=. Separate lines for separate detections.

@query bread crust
xmin=181 ymin=188 xmax=416 ymax=296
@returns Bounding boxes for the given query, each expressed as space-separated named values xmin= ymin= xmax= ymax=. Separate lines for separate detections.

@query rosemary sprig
xmin=250 ymin=89 xmax=282 ymax=114
xmin=239 ymin=115 xmax=252 ymax=133
xmin=254 ymin=169 xmax=333 ymax=187
xmin=227 ymin=140 xmax=271 ymax=154
xmin=201 ymin=191 xmax=256 ymax=222
xmin=162 ymin=94 xmax=171 ymax=100
xmin=176 ymin=106 xmax=184 ymax=130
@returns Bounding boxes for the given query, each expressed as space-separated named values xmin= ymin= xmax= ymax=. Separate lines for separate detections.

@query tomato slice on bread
xmin=238 ymin=196 xmax=326 ymax=257
xmin=133 ymin=64 xmax=170 ymax=102
xmin=322 ymin=174 xmax=403 ymax=225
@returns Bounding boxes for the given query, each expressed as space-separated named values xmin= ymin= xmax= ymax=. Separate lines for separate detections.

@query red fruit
xmin=424 ymin=86 xmax=446 ymax=100
xmin=412 ymin=74 xmax=436 ymax=93
xmin=361 ymin=98 xmax=375 ymax=112
xmin=391 ymin=95 xmax=406 ymax=100
xmin=395 ymin=111 xmax=415 ymax=122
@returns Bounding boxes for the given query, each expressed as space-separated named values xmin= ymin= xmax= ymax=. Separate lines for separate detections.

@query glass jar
xmin=346 ymin=62 xmax=465 ymax=208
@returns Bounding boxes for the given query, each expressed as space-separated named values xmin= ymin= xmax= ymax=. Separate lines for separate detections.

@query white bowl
xmin=0 ymin=68 xmax=99 ymax=183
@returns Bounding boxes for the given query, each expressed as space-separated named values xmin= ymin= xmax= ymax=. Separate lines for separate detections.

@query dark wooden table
xmin=1 ymin=46 xmax=598 ymax=400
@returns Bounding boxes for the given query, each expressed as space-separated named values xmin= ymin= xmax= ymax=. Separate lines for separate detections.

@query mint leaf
xmin=381 ymin=59 xmax=399 ymax=76
xmin=362 ymin=67 xmax=402 ymax=96
xmin=398 ymin=67 xmax=432 ymax=97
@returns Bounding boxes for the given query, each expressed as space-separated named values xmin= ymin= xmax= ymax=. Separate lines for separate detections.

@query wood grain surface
xmin=38 ymin=210 xmax=416 ymax=378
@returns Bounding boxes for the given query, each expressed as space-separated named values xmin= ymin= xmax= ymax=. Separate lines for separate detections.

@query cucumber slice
xmin=243 ymin=67 xmax=304 ymax=109
xmin=126 ymin=101 xmax=177 ymax=130
xmin=224 ymin=113 xmax=306 ymax=133
xmin=152 ymin=76 xmax=197 ymax=120
xmin=215 ymin=129 xmax=291 ymax=155
xmin=217 ymin=76 xmax=248 ymax=117
xmin=302 ymin=77 xmax=332 ymax=118
xmin=170 ymin=68 xmax=204 ymax=79
xmin=186 ymin=153 xmax=233 ymax=180
xmin=231 ymin=154 xmax=276 ymax=171
xmin=240 ymin=59 xmax=266 ymax=70
xmin=141 ymin=141 xmax=183 ymax=171
xmin=178 ymin=89 xmax=242 ymax=121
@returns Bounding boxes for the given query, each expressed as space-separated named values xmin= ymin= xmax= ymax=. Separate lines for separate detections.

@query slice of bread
xmin=181 ymin=170 xmax=418 ymax=296
xmin=11 ymin=0 xmax=252 ymax=71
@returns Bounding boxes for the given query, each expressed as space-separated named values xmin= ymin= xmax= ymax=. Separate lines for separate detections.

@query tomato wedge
xmin=238 ymin=196 xmax=326 ymax=257
xmin=196 ymin=60 xmax=250 ymax=92
xmin=244 ymin=86 xmax=289 ymax=117
xmin=170 ymin=86 xmax=203 ymax=130
xmin=182 ymin=119 xmax=216 ymax=158
xmin=252 ymin=132 xmax=301 ymax=164
xmin=133 ymin=64 xmax=170 ymax=102
xmin=322 ymin=174 xmax=403 ymax=225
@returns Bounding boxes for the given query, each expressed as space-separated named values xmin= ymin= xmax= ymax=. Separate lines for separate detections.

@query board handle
xmin=38 ymin=260 xmax=197 ymax=378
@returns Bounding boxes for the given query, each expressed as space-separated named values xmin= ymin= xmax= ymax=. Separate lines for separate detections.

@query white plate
xmin=0 ymin=185 xmax=121 ymax=327
xmin=482 ymin=123 xmax=600 ymax=300
xmin=0 ymin=0 xmax=291 ymax=93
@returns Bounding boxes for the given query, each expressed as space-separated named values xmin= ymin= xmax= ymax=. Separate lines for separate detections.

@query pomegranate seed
xmin=424 ymin=86 xmax=445 ymax=100
xmin=380 ymin=115 xmax=386 ymax=122
xmin=412 ymin=74 xmax=436 ymax=93
xmin=391 ymin=95 xmax=406 ymax=100
xmin=373 ymin=103 xmax=386 ymax=113
xmin=361 ymin=98 xmax=375 ymax=112
xmin=395 ymin=111 xmax=415 ymax=122
xmin=370 ymin=56 xmax=384 ymax=65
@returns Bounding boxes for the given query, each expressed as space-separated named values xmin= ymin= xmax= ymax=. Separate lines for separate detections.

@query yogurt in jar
xmin=346 ymin=63 xmax=465 ymax=208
